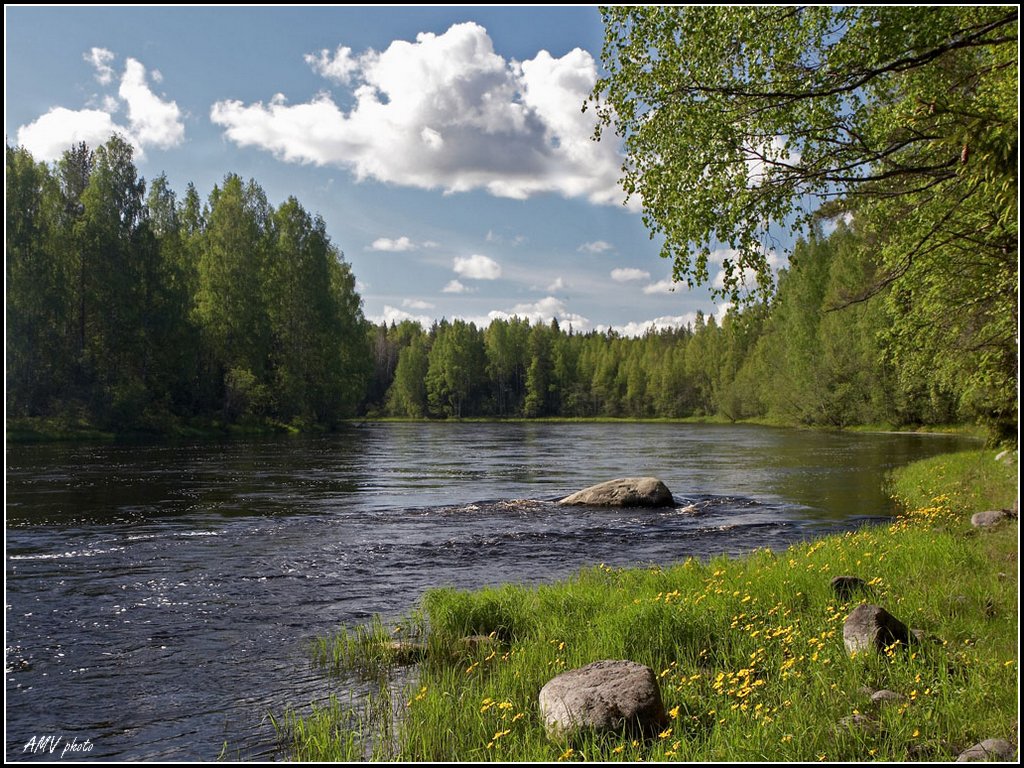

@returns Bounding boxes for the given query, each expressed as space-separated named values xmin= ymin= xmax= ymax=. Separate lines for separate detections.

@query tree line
xmin=6 ymin=137 xmax=368 ymax=431
xmin=6 ymin=136 xmax=1013 ymax=436
xmin=361 ymin=218 xmax=986 ymax=429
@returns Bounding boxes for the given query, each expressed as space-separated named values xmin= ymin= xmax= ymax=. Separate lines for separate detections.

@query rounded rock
xmin=558 ymin=478 xmax=674 ymax=508
xmin=538 ymin=659 xmax=666 ymax=739
xmin=956 ymin=738 xmax=1015 ymax=762
xmin=971 ymin=510 xmax=1016 ymax=528
xmin=870 ymin=689 xmax=908 ymax=706
xmin=843 ymin=604 xmax=912 ymax=655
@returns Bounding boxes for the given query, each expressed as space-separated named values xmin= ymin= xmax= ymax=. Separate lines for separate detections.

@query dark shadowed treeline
xmin=6 ymin=137 xmax=369 ymax=431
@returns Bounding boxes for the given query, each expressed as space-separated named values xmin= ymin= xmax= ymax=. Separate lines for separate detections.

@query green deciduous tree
xmin=388 ymin=330 xmax=430 ymax=417
xmin=197 ymin=174 xmax=273 ymax=418
xmin=592 ymin=5 xmax=1018 ymax=433
xmin=426 ymin=320 xmax=487 ymax=418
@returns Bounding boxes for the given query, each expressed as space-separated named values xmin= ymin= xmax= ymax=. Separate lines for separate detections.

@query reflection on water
xmin=5 ymin=423 xmax=973 ymax=760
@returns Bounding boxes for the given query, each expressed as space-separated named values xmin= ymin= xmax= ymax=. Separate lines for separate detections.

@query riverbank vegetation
xmin=276 ymin=449 xmax=1017 ymax=761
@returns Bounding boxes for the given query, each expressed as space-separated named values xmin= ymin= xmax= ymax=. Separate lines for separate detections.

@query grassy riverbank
xmin=278 ymin=449 xmax=1017 ymax=761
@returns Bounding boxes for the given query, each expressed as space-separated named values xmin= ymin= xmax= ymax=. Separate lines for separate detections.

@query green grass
xmin=887 ymin=449 xmax=1017 ymax=514
xmin=276 ymin=450 xmax=1018 ymax=762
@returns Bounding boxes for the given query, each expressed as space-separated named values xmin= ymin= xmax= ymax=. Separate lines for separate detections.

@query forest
xmin=5 ymin=135 xmax=1011 ymax=436
xmin=6 ymin=138 xmax=368 ymax=432
xmin=5 ymin=8 xmax=1017 ymax=438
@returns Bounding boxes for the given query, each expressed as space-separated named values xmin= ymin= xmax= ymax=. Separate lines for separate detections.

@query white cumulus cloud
xmin=119 ymin=58 xmax=184 ymax=149
xmin=443 ymin=279 xmax=473 ymax=294
xmin=578 ymin=240 xmax=613 ymax=254
xmin=402 ymin=298 xmax=435 ymax=310
xmin=643 ymin=278 xmax=677 ymax=295
xmin=85 ymin=47 xmax=115 ymax=85
xmin=476 ymin=296 xmax=590 ymax=331
xmin=369 ymin=236 xmax=416 ymax=252
xmin=611 ymin=268 xmax=650 ymax=283
xmin=610 ymin=313 xmax=699 ymax=338
xmin=453 ymin=254 xmax=502 ymax=280
xmin=17 ymin=51 xmax=184 ymax=162
xmin=547 ymin=277 xmax=565 ymax=292
xmin=17 ymin=108 xmax=130 ymax=162
xmin=369 ymin=304 xmax=434 ymax=327
xmin=210 ymin=22 xmax=629 ymax=206
xmin=304 ymin=45 xmax=359 ymax=84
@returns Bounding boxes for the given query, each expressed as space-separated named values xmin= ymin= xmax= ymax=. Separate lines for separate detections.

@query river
xmin=4 ymin=422 xmax=973 ymax=760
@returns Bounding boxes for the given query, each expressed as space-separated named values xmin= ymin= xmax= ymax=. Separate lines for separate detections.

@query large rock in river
xmin=558 ymin=477 xmax=674 ymax=508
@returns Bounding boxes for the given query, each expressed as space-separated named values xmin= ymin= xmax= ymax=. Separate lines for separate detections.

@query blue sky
xmin=6 ymin=6 xmax=754 ymax=334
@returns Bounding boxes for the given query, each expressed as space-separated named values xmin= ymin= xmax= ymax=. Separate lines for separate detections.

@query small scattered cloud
xmin=547 ymin=277 xmax=565 ymax=292
xmin=610 ymin=267 xmax=650 ymax=283
xmin=402 ymin=298 xmax=435 ymax=310
xmin=18 ymin=51 xmax=184 ymax=162
xmin=443 ymin=279 xmax=473 ymax=294
xmin=453 ymin=254 xmax=502 ymax=280
xmin=486 ymin=229 xmax=526 ymax=246
xmin=369 ymin=236 xmax=417 ymax=252
xmin=642 ymin=278 xmax=677 ymax=295
xmin=84 ymin=47 xmax=115 ymax=85
xmin=578 ymin=240 xmax=613 ymax=254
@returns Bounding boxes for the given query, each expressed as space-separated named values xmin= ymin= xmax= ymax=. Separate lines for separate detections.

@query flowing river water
xmin=4 ymin=423 xmax=974 ymax=760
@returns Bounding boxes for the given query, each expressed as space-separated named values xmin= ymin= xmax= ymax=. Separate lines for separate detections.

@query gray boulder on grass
xmin=956 ymin=738 xmax=1016 ymax=762
xmin=538 ymin=659 xmax=667 ymax=739
xmin=836 ymin=713 xmax=880 ymax=733
xmin=842 ymin=604 xmax=913 ymax=655
xmin=870 ymin=689 xmax=909 ymax=706
xmin=971 ymin=509 xmax=1017 ymax=528
xmin=558 ymin=478 xmax=674 ymax=508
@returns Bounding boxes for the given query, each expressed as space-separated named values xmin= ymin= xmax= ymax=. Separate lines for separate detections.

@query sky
xmin=5 ymin=6 xmax=766 ymax=335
